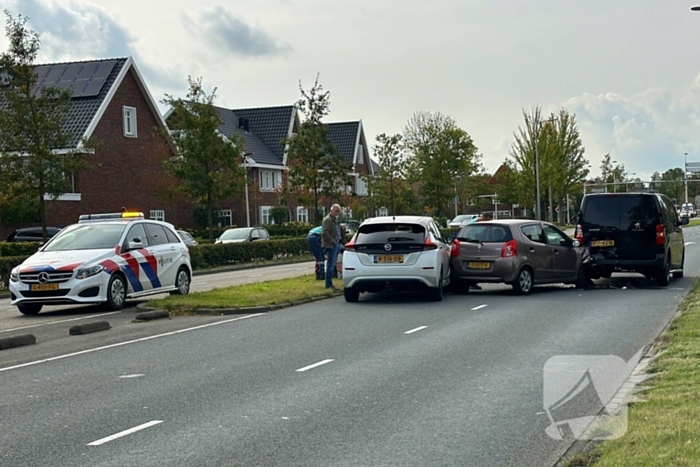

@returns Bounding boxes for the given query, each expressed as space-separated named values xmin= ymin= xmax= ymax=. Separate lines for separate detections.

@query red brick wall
xmin=0 ymin=66 xmax=195 ymax=238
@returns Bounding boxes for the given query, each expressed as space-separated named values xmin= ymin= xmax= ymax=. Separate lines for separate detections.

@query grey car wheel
xmin=106 ymin=274 xmax=126 ymax=311
xmin=512 ymin=267 xmax=533 ymax=295
xmin=170 ymin=267 xmax=191 ymax=296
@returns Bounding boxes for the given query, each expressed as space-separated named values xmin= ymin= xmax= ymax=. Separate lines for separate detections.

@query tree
xmin=0 ymin=11 xmax=90 ymax=241
xmin=507 ymin=107 xmax=588 ymax=220
xmin=402 ymin=111 xmax=480 ymax=218
xmin=162 ymin=76 xmax=245 ymax=241
xmin=283 ymin=75 xmax=353 ymax=225
xmin=599 ymin=153 xmax=626 ymax=191
xmin=362 ymin=133 xmax=415 ymax=215
xmin=658 ymin=168 xmax=685 ymax=204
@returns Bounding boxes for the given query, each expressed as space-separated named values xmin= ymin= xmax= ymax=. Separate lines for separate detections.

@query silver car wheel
xmin=177 ymin=269 xmax=190 ymax=295
xmin=110 ymin=277 xmax=125 ymax=307
xmin=519 ymin=269 xmax=532 ymax=293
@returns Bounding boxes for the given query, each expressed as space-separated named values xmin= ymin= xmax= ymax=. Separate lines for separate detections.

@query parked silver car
xmin=449 ymin=220 xmax=587 ymax=294
xmin=447 ymin=214 xmax=479 ymax=229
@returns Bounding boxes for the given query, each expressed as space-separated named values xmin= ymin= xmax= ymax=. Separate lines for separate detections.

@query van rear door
xmin=582 ymin=195 xmax=658 ymax=260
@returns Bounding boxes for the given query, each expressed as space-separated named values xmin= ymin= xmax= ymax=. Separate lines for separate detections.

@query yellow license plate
xmin=591 ymin=240 xmax=615 ymax=247
xmin=31 ymin=283 xmax=59 ymax=291
xmin=375 ymin=255 xmax=404 ymax=263
xmin=468 ymin=262 xmax=491 ymax=269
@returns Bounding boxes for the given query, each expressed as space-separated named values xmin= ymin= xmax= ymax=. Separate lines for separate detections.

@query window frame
xmin=149 ymin=210 xmax=165 ymax=222
xmin=123 ymin=106 xmax=137 ymax=138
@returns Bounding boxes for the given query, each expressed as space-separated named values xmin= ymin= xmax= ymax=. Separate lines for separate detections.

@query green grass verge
xmin=147 ymin=274 xmax=341 ymax=315
xmin=563 ymin=280 xmax=700 ymax=467
xmin=684 ymin=218 xmax=700 ymax=227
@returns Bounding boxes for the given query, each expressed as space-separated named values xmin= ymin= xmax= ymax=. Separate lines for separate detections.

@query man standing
xmin=321 ymin=204 xmax=342 ymax=290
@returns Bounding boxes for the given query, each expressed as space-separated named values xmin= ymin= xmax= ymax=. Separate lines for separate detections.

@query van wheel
xmin=673 ymin=252 xmax=685 ymax=279
xmin=344 ymin=288 xmax=359 ymax=303
xmin=170 ymin=267 xmax=191 ymax=295
xmin=512 ymin=267 xmax=533 ymax=295
xmin=657 ymin=257 xmax=671 ymax=287
xmin=106 ymin=274 xmax=126 ymax=311
xmin=18 ymin=303 xmax=43 ymax=315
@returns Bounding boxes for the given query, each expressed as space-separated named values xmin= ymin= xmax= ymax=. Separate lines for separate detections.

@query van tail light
xmin=501 ymin=239 xmax=517 ymax=258
xmin=656 ymin=224 xmax=665 ymax=245
xmin=575 ymin=224 xmax=584 ymax=245
xmin=344 ymin=237 xmax=356 ymax=251
xmin=450 ymin=239 xmax=461 ymax=257
xmin=424 ymin=236 xmax=438 ymax=250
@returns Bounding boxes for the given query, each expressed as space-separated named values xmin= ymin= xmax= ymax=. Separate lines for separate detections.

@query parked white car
xmin=8 ymin=212 xmax=192 ymax=315
xmin=342 ymin=216 xmax=451 ymax=302
xmin=447 ymin=214 xmax=479 ymax=229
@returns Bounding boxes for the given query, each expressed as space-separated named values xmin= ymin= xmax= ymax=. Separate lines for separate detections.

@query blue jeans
xmin=307 ymin=234 xmax=324 ymax=263
xmin=324 ymin=244 xmax=339 ymax=288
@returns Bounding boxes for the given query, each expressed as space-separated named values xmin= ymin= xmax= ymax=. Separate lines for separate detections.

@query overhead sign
xmin=686 ymin=161 xmax=700 ymax=173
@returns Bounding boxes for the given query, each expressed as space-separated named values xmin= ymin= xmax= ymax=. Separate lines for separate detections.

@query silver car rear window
xmin=457 ymin=224 xmax=513 ymax=243
xmin=357 ymin=223 xmax=426 ymax=243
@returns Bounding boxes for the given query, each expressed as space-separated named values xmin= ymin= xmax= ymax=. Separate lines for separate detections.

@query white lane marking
xmin=296 ymin=359 xmax=334 ymax=372
xmin=0 ymin=314 xmax=264 ymax=373
xmin=471 ymin=304 xmax=488 ymax=310
xmin=119 ymin=374 xmax=145 ymax=379
xmin=404 ymin=326 xmax=428 ymax=335
xmin=685 ymin=242 xmax=696 ymax=246
xmin=88 ymin=420 xmax=163 ymax=446
xmin=0 ymin=312 xmax=121 ymax=334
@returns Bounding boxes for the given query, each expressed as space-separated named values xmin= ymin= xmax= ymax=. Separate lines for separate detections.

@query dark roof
xmin=211 ymin=105 xmax=294 ymax=166
xmin=327 ymin=121 xmax=360 ymax=165
xmin=1 ymin=58 xmax=128 ymax=148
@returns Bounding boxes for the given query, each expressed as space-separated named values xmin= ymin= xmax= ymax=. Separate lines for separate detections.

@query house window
xmin=342 ymin=207 xmax=352 ymax=220
xmin=355 ymin=176 xmax=368 ymax=196
xmin=123 ymin=106 xmax=137 ymax=138
xmin=296 ymin=206 xmax=308 ymax=223
xmin=149 ymin=210 xmax=165 ymax=222
xmin=260 ymin=206 xmax=272 ymax=224
xmin=357 ymin=145 xmax=364 ymax=164
xmin=260 ymin=170 xmax=279 ymax=191
xmin=218 ymin=209 xmax=232 ymax=227
xmin=378 ymin=207 xmax=388 ymax=217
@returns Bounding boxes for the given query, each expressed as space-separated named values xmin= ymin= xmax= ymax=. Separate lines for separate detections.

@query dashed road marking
xmin=471 ymin=304 xmax=488 ymax=310
xmin=296 ymin=359 xmax=334 ymax=372
xmin=404 ymin=326 xmax=428 ymax=334
xmin=88 ymin=420 xmax=163 ymax=446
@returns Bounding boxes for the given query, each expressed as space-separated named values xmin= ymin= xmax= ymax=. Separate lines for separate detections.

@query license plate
xmin=591 ymin=240 xmax=615 ymax=247
xmin=374 ymin=255 xmax=404 ymax=263
xmin=31 ymin=283 xmax=59 ymax=291
xmin=468 ymin=261 xmax=491 ymax=269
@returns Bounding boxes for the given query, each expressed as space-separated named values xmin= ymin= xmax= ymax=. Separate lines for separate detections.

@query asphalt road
xmin=1 ymin=230 xmax=699 ymax=466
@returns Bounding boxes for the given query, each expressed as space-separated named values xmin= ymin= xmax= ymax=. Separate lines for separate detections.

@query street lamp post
xmin=533 ymin=117 xmax=557 ymax=221
xmin=243 ymin=153 xmax=254 ymax=227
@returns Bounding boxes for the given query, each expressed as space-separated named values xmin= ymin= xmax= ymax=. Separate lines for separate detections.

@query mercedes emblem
xmin=38 ymin=272 xmax=49 ymax=283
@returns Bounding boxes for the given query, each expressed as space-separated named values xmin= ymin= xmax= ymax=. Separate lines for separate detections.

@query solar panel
xmin=33 ymin=65 xmax=51 ymax=84
xmin=42 ymin=65 xmax=66 ymax=86
xmin=71 ymin=79 xmax=90 ymax=97
xmin=92 ymin=60 xmax=116 ymax=81
xmin=81 ymin=77 xmax=106 ymax=97
xmin=59 ymin=63 xmax=82 ymax=84
xmin=75 ymin=62 xmax=99 ymax=81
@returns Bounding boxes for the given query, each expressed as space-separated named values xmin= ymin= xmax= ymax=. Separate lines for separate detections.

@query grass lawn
xmin=147 ymin=274 xmax=342 ymax=315
xmin=684 ymin=218 xmax=700 ymax=228
xmin=563 ymin=280 xmax=700 ymax=466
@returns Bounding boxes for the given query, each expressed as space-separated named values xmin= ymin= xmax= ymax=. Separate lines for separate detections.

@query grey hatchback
xmin=449 ymin=220 xmax=588 ymax=294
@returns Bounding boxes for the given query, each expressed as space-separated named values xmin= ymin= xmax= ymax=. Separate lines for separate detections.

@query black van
xmin=574 ymin=193 xmax=687 ymax=286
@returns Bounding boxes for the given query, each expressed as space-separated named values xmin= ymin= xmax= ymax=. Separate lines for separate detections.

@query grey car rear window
xmin=457 ymin=224 xmax=513 ymax=243
xmin=357 ymin=223 xmax=426 ymax=243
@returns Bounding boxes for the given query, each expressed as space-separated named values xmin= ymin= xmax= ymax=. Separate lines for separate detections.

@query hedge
xmin=0 ymin=242 xmax=42 ymax=257
xmin=0 ymin=256 xmax=25 ymax=291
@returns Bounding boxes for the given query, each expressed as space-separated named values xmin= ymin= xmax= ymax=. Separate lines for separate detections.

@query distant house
xmin=0 ymin=56 xmax=184 ymax=240
xmin=165 ymin=104 xmax=374 ymax=226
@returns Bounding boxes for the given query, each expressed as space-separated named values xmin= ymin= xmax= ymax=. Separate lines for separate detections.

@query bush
xmin=0 ymin=242 xmax=42 ymax=257
xmin=0 ymin=255 xmax=29 ymax=291
xmin=187 ymin=238 xmax=311 ymax=270
xmin=266 ymin=222 xmax=313 ymax=237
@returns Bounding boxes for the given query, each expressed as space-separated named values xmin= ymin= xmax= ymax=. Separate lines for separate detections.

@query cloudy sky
xmin=3 ymin=0 xmax=700 ymax=180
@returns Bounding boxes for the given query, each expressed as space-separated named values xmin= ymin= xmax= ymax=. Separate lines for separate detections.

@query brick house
xmin=0 ymin=56 xmax=186 ymax=240
xmin=165 ymin=104 xmax=374 ymax=227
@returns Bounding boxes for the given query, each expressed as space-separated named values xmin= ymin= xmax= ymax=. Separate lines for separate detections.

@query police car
xmin=8 ymin=212 xmax=192 ymax=315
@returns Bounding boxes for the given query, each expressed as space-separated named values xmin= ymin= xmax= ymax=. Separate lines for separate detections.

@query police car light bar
xmin=78 ymin=212 xmax=145 ymax=223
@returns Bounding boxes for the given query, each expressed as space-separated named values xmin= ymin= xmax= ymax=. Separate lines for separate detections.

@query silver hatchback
xmin=449 ymin=220 xmax=587 ymax=294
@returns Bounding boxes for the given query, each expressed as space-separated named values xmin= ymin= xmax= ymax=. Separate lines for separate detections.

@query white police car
xmin=8 ymin=212 xmax=192 ymax=315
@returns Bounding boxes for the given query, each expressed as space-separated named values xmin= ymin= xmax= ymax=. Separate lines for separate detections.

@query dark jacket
xmin=321 ymin=214 xmax=340 ymax=249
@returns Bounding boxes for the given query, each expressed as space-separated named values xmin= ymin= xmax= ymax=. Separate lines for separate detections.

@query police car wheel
xmin=106 ymin=274 xmax=126 ymax=311
xmin=18 ymin=303 xmax=43 ymax=315
xmin=170 ymin=267 xmax=190 ymax=296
